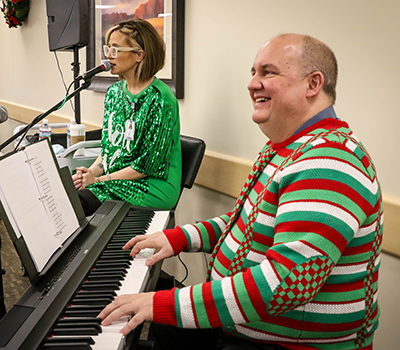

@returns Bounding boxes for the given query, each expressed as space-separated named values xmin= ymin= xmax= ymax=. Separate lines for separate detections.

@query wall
xmin=0 ymin=0 xmax=399 ymax=348
xmin=1 ymin=1 xmax=400 ymax=197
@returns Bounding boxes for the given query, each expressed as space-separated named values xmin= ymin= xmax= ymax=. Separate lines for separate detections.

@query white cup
xmin=70 ymin=124 xmax=86 ymax=156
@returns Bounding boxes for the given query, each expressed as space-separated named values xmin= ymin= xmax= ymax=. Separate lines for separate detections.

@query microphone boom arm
xmin=0 ymin=80 xmax=92 ymax=153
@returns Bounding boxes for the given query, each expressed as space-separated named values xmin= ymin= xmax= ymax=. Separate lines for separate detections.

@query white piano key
xmin=91 ymin=210 xmax=169 ymax=350
xmin=147 ymin=210 xmax=170 ymax=235
xmin=117 ymin=249 xmax=153 ymax=295
xmin=91 ymin=316 xmax=129 ymax=350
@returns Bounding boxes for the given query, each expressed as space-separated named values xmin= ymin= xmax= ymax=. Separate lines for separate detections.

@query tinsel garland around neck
xmin=1 ymin=0 xmax=30 ymax=28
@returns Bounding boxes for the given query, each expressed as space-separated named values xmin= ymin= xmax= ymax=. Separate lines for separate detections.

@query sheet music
xmin=0 ymin=141 xmax=79 ymax=272
xmin=25 ymin=140 xmax=78 ymax=242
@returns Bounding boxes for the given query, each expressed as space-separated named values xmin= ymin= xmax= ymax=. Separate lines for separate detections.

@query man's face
xmin=247 ymin=37 xmax=310 ymax=142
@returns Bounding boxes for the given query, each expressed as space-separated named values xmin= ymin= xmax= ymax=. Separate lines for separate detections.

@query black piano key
xmin=105 ymin=244 xmax=131 ymax=249
xmin=88 ymin=270 xmax=126 ymax=278
xmin=126 ymin=215 xmax=151 ymax=220
xmin=53 ymin=322 xmax=99 ymax=329
xmin=124 ymin=214 xmax=151 ymax=220
xmin=58 ymin=317 xmax=102 ymax=325
xmin=73 ymin=293 xmax=115 ymax=299
xmin=83 ymin=278 xmax=122 ymax=285
xmin=110 ymin=235 xmax=136 ymax=241
xmin=65 ymin=304 xmax=104 ymax=311
xmin=64 ymin=309 xmax=103 ymax=318
xmin=99 ymin=251 xmax=132 ymax=258
xmin=53 ymin=328 xmax=99 ymax=336
xmin=96 ymin=257 xmax=130 ymax=263
xmin=71 ymin=297 xmax=113 ymax=306
xmin=119 ymin=221 xmax=149 ymax=227
xmin=117 ymin=227 xmax=146 ymax=233
xmin=72 ymin=296 xmax=115 ymax=304
xmin=104 ymin=242 xmax=125 ymax=247
xmin=117 ymin=228 xmax=146 ymax=234
xmin=54 ymin=322 xmax=102 ymax=330
xmin=80 ymin=283 xmax=121 ymax=291
xmin=96 ymin=254 xmax=130 ymax=261
xmin=45 ymin=336 xmax=95 ymax=344
xmin=90 ymin=266 xmax=127 ymax=274
xmin=87 ymin=272 xmax=125 ymax=280
xmin=76 ymin=289 xmax=117 ymax=296
xmin=52 ymin=329 xmax=100 ymax=337
xmin=94 ymin=260 xmax=130 ymax=268
xmin=100 ymin=246 xmax=129 ymax=252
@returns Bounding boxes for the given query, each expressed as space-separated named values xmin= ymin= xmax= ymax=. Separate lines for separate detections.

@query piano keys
xmin=0 ymin=200 xmax=170 ymax=350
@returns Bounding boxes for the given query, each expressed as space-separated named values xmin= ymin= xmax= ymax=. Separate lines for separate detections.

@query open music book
xmin=0 ymin=140 xmax=79 ymax=272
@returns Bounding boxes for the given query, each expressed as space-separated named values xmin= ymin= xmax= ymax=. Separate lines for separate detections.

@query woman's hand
xmin=124 ymin=231 xmax=175 ymax=266
xmin=98 ymin=292 xmax=155 ymax=336
xmin=72 ymin=168 xmax=85 ymax=190
xmin=72 ymin=167 xmax=97 ymax=189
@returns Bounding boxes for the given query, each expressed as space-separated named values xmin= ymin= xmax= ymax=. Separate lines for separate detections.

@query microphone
xmin=76 ymin=60 xmax=112 ymax=81
xmin=0 ymin=106 xmax=8 ymax=124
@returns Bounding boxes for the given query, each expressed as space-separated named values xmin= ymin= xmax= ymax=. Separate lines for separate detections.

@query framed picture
xmin=86 ymin=0 xmax=185 ymax=99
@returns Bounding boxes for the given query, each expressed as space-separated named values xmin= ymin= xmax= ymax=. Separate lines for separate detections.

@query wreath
xmin=1 ymin=0 xmax=30 ymax=28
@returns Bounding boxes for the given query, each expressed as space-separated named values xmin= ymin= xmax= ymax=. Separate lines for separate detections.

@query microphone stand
xmin=0 ymin=79 xmax=92 ymax=153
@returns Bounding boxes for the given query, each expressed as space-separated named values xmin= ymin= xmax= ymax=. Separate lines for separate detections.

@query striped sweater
xmin=153 ymin=118 xmax=383 ymax=350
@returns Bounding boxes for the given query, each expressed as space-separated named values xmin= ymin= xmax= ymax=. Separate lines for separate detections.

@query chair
xmin=134 ymin=135 xmax=206 ymax=350
xmin=167 ymin=135 xmax=206 ymax=229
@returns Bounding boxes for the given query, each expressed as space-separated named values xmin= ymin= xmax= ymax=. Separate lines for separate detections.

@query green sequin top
xmin=88 ymin=77 xmax=182 ymax=210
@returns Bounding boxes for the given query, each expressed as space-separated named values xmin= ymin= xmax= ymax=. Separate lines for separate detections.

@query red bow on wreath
xmin=1 ymin=0 xmax=30 ymax=28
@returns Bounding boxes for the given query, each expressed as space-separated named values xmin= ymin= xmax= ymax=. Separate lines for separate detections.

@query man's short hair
xmin=299 ymin=35 xmax=338 ymax=104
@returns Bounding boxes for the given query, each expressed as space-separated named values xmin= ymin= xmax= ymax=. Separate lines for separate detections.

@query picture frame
xmin=86 ymin=0 xmax=185 ymax=99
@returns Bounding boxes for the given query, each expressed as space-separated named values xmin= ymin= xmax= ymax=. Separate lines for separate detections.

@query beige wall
xmin=1 ymin=1 xmax=399 ymax=195
xmin=1 ymin=1 xmax=400 ymax=348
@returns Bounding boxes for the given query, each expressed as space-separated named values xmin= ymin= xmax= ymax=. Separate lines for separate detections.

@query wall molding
xmin=196 ymin=152 xmax=400 ymax=258
xmin=0 ymin=100 xmax=100 ymax=132
xmin=2 ymin=101 xmax=398 ymax=257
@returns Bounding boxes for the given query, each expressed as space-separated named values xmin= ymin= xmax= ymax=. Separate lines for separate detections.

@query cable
xmin=54 ymin=51 xmax=75 ymax=112
xmin=177 ymin=254 xmax=189 ymax=287
xmin=203 ymin=252 xmax=209 ymax=271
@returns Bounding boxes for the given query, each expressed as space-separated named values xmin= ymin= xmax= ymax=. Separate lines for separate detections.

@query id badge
xmin=126 ymin=120 xmax=135 ymax=140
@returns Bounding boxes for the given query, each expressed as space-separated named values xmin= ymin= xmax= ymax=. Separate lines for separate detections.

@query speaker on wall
xmin=46 ymin=0 xmax=90 ymax=51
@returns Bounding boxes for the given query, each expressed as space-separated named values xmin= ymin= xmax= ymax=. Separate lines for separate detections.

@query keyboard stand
xmin=0 ymin=235 xmax=6 ymax=319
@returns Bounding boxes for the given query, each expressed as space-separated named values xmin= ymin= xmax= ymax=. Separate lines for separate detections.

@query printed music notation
xmin=0 ymin=140 xmax=79 ymax=272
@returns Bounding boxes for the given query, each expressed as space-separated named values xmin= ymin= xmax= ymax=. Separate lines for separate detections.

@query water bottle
xmin=39 ymin=119 xmax=51 ymax=140
xmin=66 ymin=118 xmax=77 ymax=148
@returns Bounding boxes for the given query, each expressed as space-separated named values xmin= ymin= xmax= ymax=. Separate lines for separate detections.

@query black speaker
xmin=46 ymin=0 xmax=89 ymax=51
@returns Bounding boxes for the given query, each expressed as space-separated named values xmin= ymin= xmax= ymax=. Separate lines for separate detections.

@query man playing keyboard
xmin=98 ymin=33 xmax=382 ymax=350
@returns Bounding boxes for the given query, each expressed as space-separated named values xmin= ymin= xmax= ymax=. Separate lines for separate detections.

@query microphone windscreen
xmin=0 ymin=106 xmax=8 ymax=123
xmin=102 ymin=60 xmax=112 ymax=72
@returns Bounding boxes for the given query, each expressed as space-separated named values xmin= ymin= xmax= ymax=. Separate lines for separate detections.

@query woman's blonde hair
xmin=105 ymin=18 xmax=165 ymax=82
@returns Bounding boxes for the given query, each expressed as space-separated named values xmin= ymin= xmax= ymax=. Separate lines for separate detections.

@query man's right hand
xmin=123 ymin=231 xmax=174 ymax=266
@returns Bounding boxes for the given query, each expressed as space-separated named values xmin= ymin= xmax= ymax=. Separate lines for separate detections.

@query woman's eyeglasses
xmin=103 ymin=45 xmax=140 ymax=58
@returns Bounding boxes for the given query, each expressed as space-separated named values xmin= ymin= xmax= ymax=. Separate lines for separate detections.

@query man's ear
xmin=306 ymin=71 xmax=324 ymax=98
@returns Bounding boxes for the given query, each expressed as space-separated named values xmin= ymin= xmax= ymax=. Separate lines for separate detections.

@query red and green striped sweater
xmin=154 ymin=118 xmax=383 ymax=350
